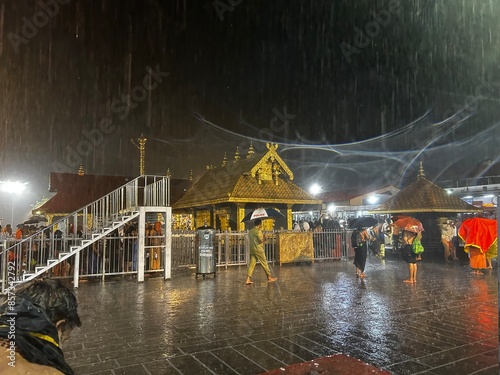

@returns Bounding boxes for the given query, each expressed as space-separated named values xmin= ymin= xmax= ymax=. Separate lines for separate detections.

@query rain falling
xmin=0 ymin=0 xmax=498 ymax=223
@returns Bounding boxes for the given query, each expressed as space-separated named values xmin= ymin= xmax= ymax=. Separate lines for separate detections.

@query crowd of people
xmin=347 ymin=214 xmax=497 ymax=283
xmin=75 ymin=221 xmax=165 ymax=276
xmin=0 ymin=220 xmax=166 ymax=279
xmin=1 ymin=223 xmax=40 ymax=239
xmin=3 ymin=213 xmax=497 ymax=286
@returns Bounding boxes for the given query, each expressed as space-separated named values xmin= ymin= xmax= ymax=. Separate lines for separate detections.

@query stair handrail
xmin=2 ymin=175 xmax=169 ymax=251
xmin=0 ymin=175 xmax=169 ymax=287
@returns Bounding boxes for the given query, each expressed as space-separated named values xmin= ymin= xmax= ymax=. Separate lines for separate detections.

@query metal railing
xmin=0 ymin=229 xmax=354 ymax=284
xmin=170 ymin=229 xmax=353 ymax=270
xmin=0 ymin=175 xmax=170 ymax=290
xmin=437 ymin=175 xmax=500 ymax=189
xmin=144 ymin=176 xmax=170 ymax=207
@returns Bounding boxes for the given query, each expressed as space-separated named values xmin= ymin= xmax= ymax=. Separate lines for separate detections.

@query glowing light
xmin=367 ymin=195 xmax=379 ymax=204
xmin=327 ymin=204 xmax=335 ymax=212
xmin=309 ymin=183 xmax=321 ymax=196
xmin=1 ymin=181 xmax=28 ymax=225
xmin=0 ymin=181 xmax=28 ymax=194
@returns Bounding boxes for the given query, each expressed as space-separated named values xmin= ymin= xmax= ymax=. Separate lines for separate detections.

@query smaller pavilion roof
xmin=370 ymin=164 xmax=482 ymax=214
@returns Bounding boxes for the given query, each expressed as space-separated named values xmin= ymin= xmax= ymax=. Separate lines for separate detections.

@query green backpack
xmin=412 ymin=237 xmax=424 ymax=254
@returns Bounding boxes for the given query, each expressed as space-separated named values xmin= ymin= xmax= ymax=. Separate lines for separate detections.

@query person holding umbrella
xmin=245 ymin=219 xmax=278 ymax=285
xmin=352 ymin=228 xmax=370 ymax=278
xmin=393 ymin=216 xmax=424 ymax=283
xmin=349 ymin=217 xmax=378 ymax=278
xmin=402 ymin=230 xmax=419 ymax=283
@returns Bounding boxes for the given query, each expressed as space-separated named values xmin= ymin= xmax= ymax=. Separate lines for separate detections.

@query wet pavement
xmin=63 ymin=254 xmax=498 ymax=375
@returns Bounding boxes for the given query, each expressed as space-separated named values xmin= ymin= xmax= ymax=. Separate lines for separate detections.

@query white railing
xmin=0 ymin=175 xmax=170 ymax=291
xmin=144 ymin=176 xmax=170 ymax=207
xmin=0 ymin=229 xmax=354 ymax=286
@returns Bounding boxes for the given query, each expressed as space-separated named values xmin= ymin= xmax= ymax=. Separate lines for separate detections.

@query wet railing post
xmin=137 ymin=207 xmax=146 ymax=282
xmin=73 ymin=250 xmax=80 ymax=289
xmin=1 ymin=239 xmax=6 ymax=294
xmin=224 ymin=232 xmax=230 ymax=269
xmin=164 ymin=207 xmax=172 ymax=280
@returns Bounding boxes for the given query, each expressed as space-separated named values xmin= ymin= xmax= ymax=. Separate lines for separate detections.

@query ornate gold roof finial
xmin=77 ymin=164 xmax=85 ymax=176
xmin=247 ymin=142 xmax=255 ymax=158
xmin=234 ymin=146 xmax=241 ymax=161
xmin=418 ymin=162 xmax=425 ymax=179
xmin=166 ymin=168 xmax=171 ymax=178
xmin=189 ymin=169 xmax=193 ymax=181
xmin=131 ymin=133 xmax=147 ymax=175
xmin=266 ymin=143 xmax=278 ymax=151
xmin=221 ymin=152 xmax=228 ymax=167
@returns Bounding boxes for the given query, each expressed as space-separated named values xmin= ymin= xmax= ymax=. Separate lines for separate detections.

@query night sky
xmin=0 ymin=0 xmax=499 ymax=224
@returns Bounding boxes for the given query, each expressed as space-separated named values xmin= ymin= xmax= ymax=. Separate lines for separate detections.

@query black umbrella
xmin=23 ymin=215 xmax=48 ymax=225
xmin=348 ymin=216 xmax=378 ymax=229
xmin=241 ymin=208 xmax=285 ymax=222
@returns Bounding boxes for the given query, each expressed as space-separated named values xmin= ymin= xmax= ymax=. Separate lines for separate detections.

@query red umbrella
xmin=458 ymin=217 xmax=497 ymax=253
xmin=393 ymin=216 xmax=424 ymax=233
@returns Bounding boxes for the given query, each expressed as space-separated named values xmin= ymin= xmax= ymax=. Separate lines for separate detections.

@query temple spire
xmin=247 ymin=142 xmax=254 ymax=158
xmin=418 ymin=162 xmax=425 ymax=179
xmin=131 ymin=133 xmax=147 ymax=175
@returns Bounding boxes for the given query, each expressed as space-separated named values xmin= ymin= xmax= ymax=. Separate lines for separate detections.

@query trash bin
xmin=195 ymin=226 xmax=216 ymax=279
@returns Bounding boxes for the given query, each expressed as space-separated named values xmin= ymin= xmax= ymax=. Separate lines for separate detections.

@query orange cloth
xmin=154 ymin=221 xmax=163 ymax=234
xmin=468 ymin=246 xmax=486 ymax=269
xmin=459 ymin=218 xmax=497 ymax=253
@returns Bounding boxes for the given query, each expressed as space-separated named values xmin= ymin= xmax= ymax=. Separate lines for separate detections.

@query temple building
xmin=172 ymin=143 xmax=322 ymax=231
xmin=370 ymin=163 xmax=482 ymax=253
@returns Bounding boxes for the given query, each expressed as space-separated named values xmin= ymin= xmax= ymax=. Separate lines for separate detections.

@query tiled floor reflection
xmin=64 ymin=256 xmax=499 ymax=375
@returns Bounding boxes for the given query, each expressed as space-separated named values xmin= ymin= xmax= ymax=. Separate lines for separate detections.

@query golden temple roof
xmin=370 ymin=173 xmax=481 ymax=214
xmin=173 ymin=144 xmax=321 ymax=209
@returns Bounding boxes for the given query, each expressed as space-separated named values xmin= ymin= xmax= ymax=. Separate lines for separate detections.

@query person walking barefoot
xmin=245 ymin=219 xmax=278 ymax=285
xmin=352 ymin=228 xmax=369 ymax=278
xmin=402 ymin=231 xmax=418 ymax=283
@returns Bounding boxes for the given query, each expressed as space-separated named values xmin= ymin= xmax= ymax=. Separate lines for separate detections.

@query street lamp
xmin=1 ymin=181 xmax=28 ymax=225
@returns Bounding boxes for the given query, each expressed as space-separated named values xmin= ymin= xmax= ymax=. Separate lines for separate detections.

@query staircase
xmin=1 ymin=175 xmax=170 ymax=290
xmin=24 ymin=211 xmax=140 ymax=282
